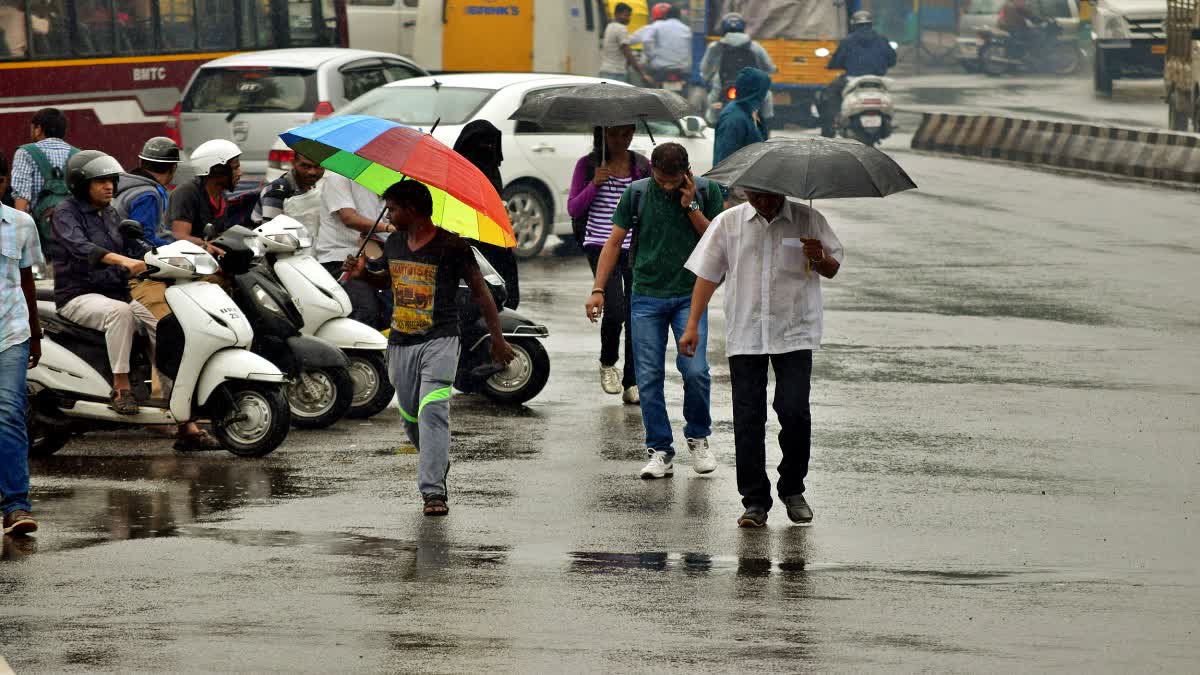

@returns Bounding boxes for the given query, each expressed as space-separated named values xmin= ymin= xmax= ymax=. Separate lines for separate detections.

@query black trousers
xmin=728 ymin=350 xmax=812 ymax=509
xmin=585 ymin=245 xmax=636 ymax=389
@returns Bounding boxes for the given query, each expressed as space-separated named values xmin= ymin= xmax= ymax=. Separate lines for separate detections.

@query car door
xmin=509 ymin=86 xmax=594 ymax=222
xmin=631 ymin=119 xmax=715 ymax=176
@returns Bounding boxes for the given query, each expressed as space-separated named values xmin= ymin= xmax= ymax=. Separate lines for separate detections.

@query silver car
xmin=175 ymin=48 xmax=427 ymax=180
xmin=957 ymin=0 xmax=1082 ymax=72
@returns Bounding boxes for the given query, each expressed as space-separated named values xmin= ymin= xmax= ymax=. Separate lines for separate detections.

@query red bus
xmin=0 ymin=0 xmax=348 ymax=169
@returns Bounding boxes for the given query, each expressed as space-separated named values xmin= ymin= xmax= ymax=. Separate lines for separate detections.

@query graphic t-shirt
xmin=384 ymin=229 xmax=479 ymax=346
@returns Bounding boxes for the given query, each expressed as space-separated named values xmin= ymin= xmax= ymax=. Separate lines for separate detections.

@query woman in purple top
xmin=568 ymin=125 xmax=650 ymax=403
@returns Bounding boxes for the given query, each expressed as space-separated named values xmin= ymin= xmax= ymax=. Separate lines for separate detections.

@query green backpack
xmin=21 ymin=142 xmax=79 ymax=250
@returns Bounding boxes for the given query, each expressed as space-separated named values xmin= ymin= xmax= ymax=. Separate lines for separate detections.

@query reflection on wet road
xmin=2 ymin=149 xmax=1198 ymax=672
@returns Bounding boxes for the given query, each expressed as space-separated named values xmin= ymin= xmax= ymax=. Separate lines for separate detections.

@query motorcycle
xmin=977 ymin=19 xmax=1083 ymax=76
xmin=252 ymin=216 xmax=394 ymax=420
xmin=837 ymin=75 xmax=896 ymax=147
xmin=28 ymin=222 xmax=291 ymax=458
xmin=212 ymin=225 xmax=354 ymax=430
xmin=362 ymin=232 xmax=551 ymax=405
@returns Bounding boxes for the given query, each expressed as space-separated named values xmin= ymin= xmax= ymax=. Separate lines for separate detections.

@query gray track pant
xmin=389 ymin=337 xmax=460 ymax=498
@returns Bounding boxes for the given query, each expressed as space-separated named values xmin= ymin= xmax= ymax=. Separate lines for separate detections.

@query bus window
xmin=115 ymin=0 xmax=156 ymax=52
xmin=76 ymin=0 xmax=117 ymax=55
xmin=28 ymin=0 xmax=70 ymax=57
xmin=198 ymin=0 xmax=238 ymax=49
xmin=240 ymin=0 xmax=277 ymax=49
xmin=160 ymin=0 xmax=197 ymax=50
xmin=0 ymin=0 xmax=49 ymax=58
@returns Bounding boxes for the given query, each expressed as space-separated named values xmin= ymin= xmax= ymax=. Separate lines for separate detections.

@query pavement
xmin=4 ymin=144 xmax=1199 ymax=672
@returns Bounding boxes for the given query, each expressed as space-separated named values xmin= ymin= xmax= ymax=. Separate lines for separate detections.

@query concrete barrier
xmin=911 ymin=112 xmax=1200 ymax=185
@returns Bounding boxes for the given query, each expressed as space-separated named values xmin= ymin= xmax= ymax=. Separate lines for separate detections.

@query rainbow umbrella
xmin=279 ymin=115 xmax=515 ymax=248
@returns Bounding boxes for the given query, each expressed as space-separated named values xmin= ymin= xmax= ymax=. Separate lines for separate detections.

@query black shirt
xmin=384 ymin=229 xmax=479 ymax=346
xmin=166 ymin=178 xmax=227 ymax=237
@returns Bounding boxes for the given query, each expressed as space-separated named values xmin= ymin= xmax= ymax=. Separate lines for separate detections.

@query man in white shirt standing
xmin=679 ymin=190 xmax=843 ymax=528
xmin=598 ymin=3 xmax=634 ymax=82
xmin=316 ymin=171 xmax=395 ymax=327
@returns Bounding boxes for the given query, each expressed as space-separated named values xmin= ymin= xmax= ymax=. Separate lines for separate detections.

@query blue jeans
xmin=630 ymin=293 xmax=711 ymax=459
xmin=0 ymin=340 xmax=31 ymax=514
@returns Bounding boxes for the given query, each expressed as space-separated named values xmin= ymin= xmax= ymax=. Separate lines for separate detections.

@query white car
xmin=267 ymin=73 xmax=714 ymax=257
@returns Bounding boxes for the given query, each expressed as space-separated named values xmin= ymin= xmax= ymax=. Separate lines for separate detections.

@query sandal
xmin=174 ymin=429 xmax=223 ymax=452
xmin=422 ymin=495 xmax=449 ymax=516
xmin=110 ymin=389 xmax=140 ymax=415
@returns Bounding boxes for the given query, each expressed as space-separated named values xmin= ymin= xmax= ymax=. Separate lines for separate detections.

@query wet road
xmin=4 ymin=149 xmax=1200 ymax=672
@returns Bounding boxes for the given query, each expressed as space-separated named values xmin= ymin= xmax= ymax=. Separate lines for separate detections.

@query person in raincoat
xmin=699 ymin=12 xmax=777 ymax=126
xmin=453 ymin=120 xmax=520 ymax=309
xmin=713 ymin=67 xmax=771 ymax=206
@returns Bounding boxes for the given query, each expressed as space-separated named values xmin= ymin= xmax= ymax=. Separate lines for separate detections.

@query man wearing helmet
xmin=623 ymin=2 xmax=692 ymax=88
xmin=699 ymin=12 xmax=777 ymax=125
xmin=821 ymin=10 xmax=896 ymax=137
xmin=115 ymin=137 xmax=181 ymax=251
xmin=51 ymin=151 xmax=156 ymax=415
xmin=167 ymin=139 xmax=242 ymax=247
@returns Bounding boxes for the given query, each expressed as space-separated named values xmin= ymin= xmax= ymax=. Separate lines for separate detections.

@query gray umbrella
xmin=703 ymin=137 xmax=918 ymax=199
xmin=508 ymin=82 xmax=691 ymax=129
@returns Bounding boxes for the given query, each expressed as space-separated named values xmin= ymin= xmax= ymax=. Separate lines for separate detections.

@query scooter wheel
xmin=481 ymin=338 xmax=550 ymax=406
xmin=26 ymin=398 xmax=71 ymax=458
xmin=212 ymin=382 xmax=291 ymax=457
xmin=344 ymin=350 xmax=395 ymax=419
xmin=286 ymin=366 xmax=354 ymax=430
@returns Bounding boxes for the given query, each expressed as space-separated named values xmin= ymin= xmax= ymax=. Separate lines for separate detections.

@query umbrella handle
xmin=339 ymin=206 xmax=390 ymax=284
xmin=641 ymin=118 xmax=656 ymax=145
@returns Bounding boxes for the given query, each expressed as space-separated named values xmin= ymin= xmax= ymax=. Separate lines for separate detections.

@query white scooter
xmin=838 ymin=76 xmax=896 ymax=147
xmin=253 ymin=216 xmax=394 ymax=419
xmin=28 ymin=228 xmax=292 ymax=458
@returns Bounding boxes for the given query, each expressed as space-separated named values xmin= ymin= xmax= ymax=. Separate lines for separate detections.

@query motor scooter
xmin=362 ymin=232 xmax=551 ymax=405
xmin=253 ymin=216 xmax=394 ymax=419
xmin=212 ymin=225 xmax=354 ymax=430
xmin=837 ymin=76 xmax=897 ymax=147
xmin=28 ymin=223 xmax=291 ymax=457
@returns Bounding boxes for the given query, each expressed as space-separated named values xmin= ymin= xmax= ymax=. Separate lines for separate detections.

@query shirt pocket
xmin=780 ymin=237 xmax=809 ymax=276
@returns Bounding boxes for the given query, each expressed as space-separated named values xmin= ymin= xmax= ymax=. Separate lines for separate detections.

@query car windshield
xmin=184 ymin=67 xmax=317 ymax=113
xmin=964 ymin=0 xmax=1005 ymax=14
xmin=339 ymin=85 xmax=495 ymax=125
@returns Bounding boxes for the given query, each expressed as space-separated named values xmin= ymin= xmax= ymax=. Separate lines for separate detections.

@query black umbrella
xmin=508 ymin=82 xmax=691 ymax=152
xmin=703 ymin=137 xmax=917 ymax=200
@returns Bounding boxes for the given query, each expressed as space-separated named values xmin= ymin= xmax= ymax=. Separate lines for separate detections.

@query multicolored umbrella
xmin=279 ymin=115 xmax=515 ymax=248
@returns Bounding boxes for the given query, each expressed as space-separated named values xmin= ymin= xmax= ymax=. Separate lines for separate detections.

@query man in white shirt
xmin=316 ymin=172 xmax=395 ymax=327
xmin=680 ymin=190 xmax=843 ymax=528
xmin=598 ymin=3 xmax=634 ymax=82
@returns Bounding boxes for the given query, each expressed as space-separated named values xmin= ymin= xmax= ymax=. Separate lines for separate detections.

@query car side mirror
xmin=683 ymin=116 xmax=707 ymax=137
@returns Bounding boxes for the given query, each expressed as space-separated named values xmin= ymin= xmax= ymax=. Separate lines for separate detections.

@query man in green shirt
xmin=585 ymin=143 xmax=724 ymax=479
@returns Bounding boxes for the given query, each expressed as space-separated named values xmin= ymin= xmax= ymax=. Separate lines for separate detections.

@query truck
xmin=1090 ymin=0 xmax=1168 ymax=95
xmin=1165 ymin=0 xmax=1200 ymax=130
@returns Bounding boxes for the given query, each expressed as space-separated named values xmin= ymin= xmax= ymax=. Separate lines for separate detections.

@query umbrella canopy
xmin=509 ymin=82 xmax=691 ymax=128
xmin=703 ymin=137 xmax=918 ymax=200
xmin=279 ymin=115 xmax=515 ymax=248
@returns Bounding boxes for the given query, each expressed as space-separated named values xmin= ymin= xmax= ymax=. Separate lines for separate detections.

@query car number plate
xmin=1151 ymin=44 xmax=1167 ymax=55
xmin=860 ymin=114 xmax=883 ymax=128
xmin=663 ymin=81 xmax=685 ymax=92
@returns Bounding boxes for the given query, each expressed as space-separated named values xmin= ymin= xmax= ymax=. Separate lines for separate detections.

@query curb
xmin=910 ymin=112 xmax=1200 ymax=185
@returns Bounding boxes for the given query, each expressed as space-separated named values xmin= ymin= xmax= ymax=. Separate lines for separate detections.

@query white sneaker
xmin=600 ymin=363 xmax=621 ymax=395
xmin=622 ymin=385 xmax=640 ymax=404
xmin=639 ymin=451 xmax=674 ymax=479
xmin=688 ymin=437 xmax=717 ymax=474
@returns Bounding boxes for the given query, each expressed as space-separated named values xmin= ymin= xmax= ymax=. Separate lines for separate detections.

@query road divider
xmin=910 ymin=112 xmax=1200 ymax=185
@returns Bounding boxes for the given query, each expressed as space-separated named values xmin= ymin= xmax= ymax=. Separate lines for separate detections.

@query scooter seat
xmin=41 ymin=312 xmax=110 ymax=346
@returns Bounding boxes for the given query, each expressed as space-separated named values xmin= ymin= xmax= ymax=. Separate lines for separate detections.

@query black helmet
xmin=720 ymin=12 xmax=746 ymax=34
xmin=67 ymin=150 xmax=123 ymax=198
xmin=138 ymin=136 xmax=182 ymax=164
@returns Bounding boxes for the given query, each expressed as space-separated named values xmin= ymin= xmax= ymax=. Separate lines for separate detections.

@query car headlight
xmin=815 ymin=47 xmax=831 ymax=57
xmin=251 ymin=283 xmax=286 ymax=318
xmin=266 ymin=233 xmax=301 ymax=250
xmin=158 ymin=256 xmax=195 ymax=273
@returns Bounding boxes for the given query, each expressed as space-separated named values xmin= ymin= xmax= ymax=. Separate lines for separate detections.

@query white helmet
xmin=191 ymin=139 xmax=242 ymax=177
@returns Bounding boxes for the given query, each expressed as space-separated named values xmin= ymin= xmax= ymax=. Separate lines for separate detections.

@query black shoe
xmin=782 ymin=494 xmax=813 ymax=524
xmin=737 ymin=505 xmax=768 ymax=528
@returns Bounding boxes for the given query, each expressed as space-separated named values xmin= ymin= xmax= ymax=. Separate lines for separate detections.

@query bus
xmin=411 ymin=0 xmax=604 ymax=74
xmin=344 ymin=0 xmax=418 ymax=58
xmin=692 ymin=0 xmax=855 ymax=126
xmin=0 ymin=0 xmax=348 ymax=169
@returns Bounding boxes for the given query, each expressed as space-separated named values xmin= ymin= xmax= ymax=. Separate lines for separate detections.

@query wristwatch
xmin=688 ymin=200 xmax=701 ymax=213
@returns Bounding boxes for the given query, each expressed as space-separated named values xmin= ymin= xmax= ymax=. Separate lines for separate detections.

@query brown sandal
xmin=422 ymin=495 xmax=449 ymax=516
xmin=110 ymin=389 xmax=140 ymax=415
xmin=174 ymin=429 xmax=223 ymax=452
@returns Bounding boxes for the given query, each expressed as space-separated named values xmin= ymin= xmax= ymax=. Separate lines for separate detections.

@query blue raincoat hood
xmin=732 ymin=67 xmax=771 ymax=112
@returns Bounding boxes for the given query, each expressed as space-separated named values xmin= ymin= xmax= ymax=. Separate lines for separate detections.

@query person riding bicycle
xmin=623 ymin=3 xmax=691 ymax=88
xmin=820 ymin=10 xmax=896 ymax=137
xmin=699 ymin=12 xmax=777 ymax=125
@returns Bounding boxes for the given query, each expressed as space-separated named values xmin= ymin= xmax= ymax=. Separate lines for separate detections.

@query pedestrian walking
xmin=344 ymin=180 xmax=513 ymax=516
xmin=599 ymin=2 xmax=634 ymax=82
xmin=454 ymin=119 xmax=520 ymax=309
xmin=568 ymin=124 xmax=650 ymax=403
xmin=10 ymin=108 xmax=78 ymax=256
xmin=713 ymin=67 xmax=771 ymax=167
xmin=679 ymin=190 xmax=843 ymax=527
xmin=0 ymin=201 xmax=43 ymax=535
xmin=584 ymin=142 xmax=722 ymax=479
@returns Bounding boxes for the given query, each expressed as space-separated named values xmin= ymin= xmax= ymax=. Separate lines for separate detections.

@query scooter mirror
xmin=119 ymin=219 xmax=143 ymax=240
xmin=202 ymin=223 xmax=217 ymax=241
